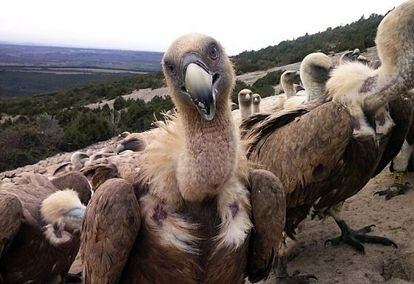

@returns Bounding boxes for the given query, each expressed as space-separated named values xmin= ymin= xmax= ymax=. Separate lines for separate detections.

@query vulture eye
xmin=164 ymin=61 xmax=176 ymax=75
xmin=208 ymin=43 xmax=219 ymax=60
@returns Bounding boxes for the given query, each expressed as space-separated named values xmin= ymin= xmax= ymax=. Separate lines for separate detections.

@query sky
xmin=0 ymin=0 xmax=407 ymax=55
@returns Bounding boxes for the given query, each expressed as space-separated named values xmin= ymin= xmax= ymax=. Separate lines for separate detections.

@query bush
xmin=113 ymin=96 xmax=127 ymax=110
xmin=61 ymin=111 xmax=114 ymax=151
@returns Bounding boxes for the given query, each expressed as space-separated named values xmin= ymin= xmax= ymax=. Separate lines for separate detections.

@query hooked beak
xmin=182 ymin=56 xmax=218 ymax=121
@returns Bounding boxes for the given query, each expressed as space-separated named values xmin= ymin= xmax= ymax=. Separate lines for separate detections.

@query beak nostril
xmin=212 ymin=73 xmax=220 ymax=84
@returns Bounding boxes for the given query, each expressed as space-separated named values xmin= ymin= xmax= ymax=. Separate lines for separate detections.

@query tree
xmin=113 ymin=96 xmax=127 ymax=110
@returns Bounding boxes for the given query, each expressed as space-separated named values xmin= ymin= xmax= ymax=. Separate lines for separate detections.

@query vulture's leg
xmin=325 ymin=210 xmax=397 ymax=253
xmin=275 ymin=239 xmax=317 ymax=284
xmin=375 ymin=141 xmax=413 ymax=199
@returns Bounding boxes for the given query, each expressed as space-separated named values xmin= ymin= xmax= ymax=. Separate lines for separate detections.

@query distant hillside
xmin=0 ymin=44 xmax=163 ymax=97
xmin=232 ymin=14 xmax=383 ymax=74
xmin=0 ymin=44 xmax=163 ymax=71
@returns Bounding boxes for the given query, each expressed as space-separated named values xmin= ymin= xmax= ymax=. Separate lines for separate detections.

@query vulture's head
xmin=162 ymin=33 xmax=235 ymax=121
xmin=238 ymin=89 xmax=253 ymax=107
xmin=340 ymin=50 xmax=360 ymax=64
xmin=41 ymin=190 xmax=86 ymax=247
xmin=118 ymin=131 xmax=131 ymax=140
xmin=300 ymin=52 xmax=333 ymax=86
xmin=281 ymin=70 xmax=301 ymax=87
xmin=70 ymin=152 xmax=89 ymax=169
xmin=116 ymin=135 xmax=146 ymax=154
xmin=252 ymin=93 xmax=261 ymax=105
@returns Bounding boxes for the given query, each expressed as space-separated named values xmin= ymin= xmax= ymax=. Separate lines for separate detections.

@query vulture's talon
xmin=354 ymin=234 xmax=398 ymax=248
xmin=355 ymin=224 xmax=375 ymax=234
xmin=327 ymin=219 xmax=397 ymax=253
xmin=374 ymin=183 xmax=411 ymax=199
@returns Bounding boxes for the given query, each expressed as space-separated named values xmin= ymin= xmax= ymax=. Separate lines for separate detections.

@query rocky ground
xmin=283 ymin=169 xmax=414 ymax=284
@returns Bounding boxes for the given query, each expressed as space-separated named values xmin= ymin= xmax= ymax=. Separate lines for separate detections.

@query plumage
xmin=80 ymin=34 xmax=285 ymax=284
xmin=53 ymin=151 xmax=90 ymax=176
xmin=0 ymin=172 xmax=91 ymax=283
xmin=272 ymin=53 xmax=332 ymax=111
xmin=241 ymin=0 xmax=414 ymax=276
xmin=270 ymin=71 xmax=301 ymax=111
xmin=252 ymin=94 xmax=261 ymax=114
xmin=299 ymin=52 xmax=333 ymax=102
xmin=232 ymin=89 xmax=253 ymax=125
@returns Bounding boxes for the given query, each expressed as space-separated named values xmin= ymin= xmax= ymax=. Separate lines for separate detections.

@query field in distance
xmin=0 ymin=44 xmax=163 ymax=97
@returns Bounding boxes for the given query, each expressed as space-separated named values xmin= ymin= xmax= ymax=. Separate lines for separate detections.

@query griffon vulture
xmin=53 ymin=152 xmax=89 ymax=176
xmin=0 ymin=172 xmax=91 ymax=283
xmin=80 ymin=34 xmax=286 ymax=284
xmin=242 ymin=1 xmax=414 ymax=280
xmin=252 ymin=94 xmax=261 ymax=113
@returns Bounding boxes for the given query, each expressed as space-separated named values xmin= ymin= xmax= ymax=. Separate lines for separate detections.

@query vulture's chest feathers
xmin=121 ymin=182 xmax=252 ymax=284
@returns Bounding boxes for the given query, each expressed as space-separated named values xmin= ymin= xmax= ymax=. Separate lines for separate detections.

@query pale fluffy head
xmin=280 ymin=70 xmax=300 ymax=97
xmin=118 ymin=131 xmax=131 ymax=139
xmin=238 ymin=89 xmax=253 ymax=119
xmin=70 ymin=152 xmax=89 ymax=170
xmin=41 ymin=189 xmax=85 ymax=228
xmin=300 ymin=52 xmax=333 ymax=87
xmin=339 ymin=49 xmax=361 ymax=64
xmin=238 ymin=89 xmax=253 ymax=106
xmin=252 ymin=93 xmax=261 ymax=105
xmin=116 ymin=133 xmax=146 ymax=154
xmin=281 ymin=70 xmax=300 ymax=88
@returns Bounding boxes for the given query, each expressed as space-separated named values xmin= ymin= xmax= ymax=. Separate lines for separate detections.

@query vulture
xmin=0 ymin=171 xmax=91 ymax=283
xmin=241 ymin=1 xmax=414 ymax=280
xmin=118 ymin=131 xmax=131 ymax=140
xmin=54 ymin=150 xmax=117 ymax=176
xmin=80 ymin=33 xmax=286 ymax=284
xmin=340 ymin=48 xmax=371 ymax=66
xmin=238 ymin=89 xmax=254 ymax=120
xmin=231 ymin=89 xmax=254 ymax=125
xmin=270 ymin=70 xmax=301 ymax=111
xmin=297 ymin=52 xmax=333 ymax=102
xmin=116 ymin=133 xmax=147 ymax=153
xmin=116 ymin=128 xmax=165 ymax=154
xmin=252 ymin=94 xmax=261 ymax=114
xmin=273 ymin=53 xmax=333 ymax=111
xmin=53 ymin=151 xmax=89 ymax=176
xmin=339 ymin=48 xmax=361 ymax=64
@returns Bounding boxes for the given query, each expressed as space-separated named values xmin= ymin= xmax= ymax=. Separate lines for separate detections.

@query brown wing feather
xmin=81 ymin=178 xmax=141 ymax=283
xmin=247 ymin=102 xmax=352 ymax=199
xmin=247 ymin=169 xmax=286 ymax=283
xmin=243 ymin=102 xmax=353 ymax=237
xmin=0 ymin=192 xmax=23 ymax=257
xmin=50 ymin=171 xmax=92 ymax=205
